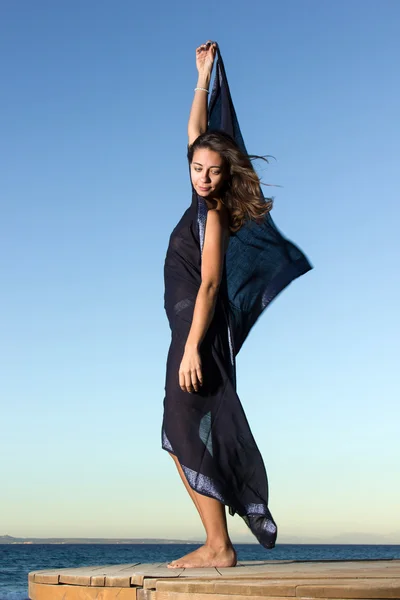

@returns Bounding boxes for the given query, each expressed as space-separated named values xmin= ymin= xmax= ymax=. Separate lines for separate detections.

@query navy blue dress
xmin=162 ymin=49 xmax=312 ymax=549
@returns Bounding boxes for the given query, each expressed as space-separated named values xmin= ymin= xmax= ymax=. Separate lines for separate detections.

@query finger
xmin=184 ymin=372 xmax=193 ymax=394
xmin=179 ymin=370 xmax=186 ymax=392
xmin=190 ymin=369 xmax=199 ymax=392
xmin=196 ymin=366 xmax=203 ymax=387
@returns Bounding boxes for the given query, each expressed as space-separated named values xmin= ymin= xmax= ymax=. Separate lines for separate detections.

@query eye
xmin=211 ymin=170 xmax=221 ymax=175
xmin=194 ymin=167 xmax=202 ymax=172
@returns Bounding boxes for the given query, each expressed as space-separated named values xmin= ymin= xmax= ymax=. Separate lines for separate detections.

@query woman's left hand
xmin=179 ymin=346 xmax=203 ymax=393
xmin=196 ymin=41 xmax=217 ymax=76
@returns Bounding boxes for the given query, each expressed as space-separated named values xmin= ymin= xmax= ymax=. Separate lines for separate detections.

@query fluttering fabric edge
xmin=208 ymin=46 xmax=313 ymax=354
xmin=161 ymin=428 xmax=278 ymax=549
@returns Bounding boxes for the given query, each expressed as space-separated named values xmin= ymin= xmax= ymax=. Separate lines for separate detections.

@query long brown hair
xmin=188 ymin=130 xmax=273 ymax=233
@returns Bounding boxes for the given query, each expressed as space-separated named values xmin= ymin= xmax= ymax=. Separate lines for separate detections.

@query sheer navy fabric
xmin=162 ymin=48 xmax=312 ymax=549
xmin=208 ymin=48 xmax=313 ymax=353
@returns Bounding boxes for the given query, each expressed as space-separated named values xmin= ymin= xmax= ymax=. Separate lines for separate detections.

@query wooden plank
xmin=31 ymin=564 xmax=125 ymax=585
xmin=216 ymin=566 xmax=270 ymax=578
xmin=154 ymin=576 xmax=400 ymax=598
xmin=33 ymin=565 xmax=105 ymax=584
xmin=216 ymin=562 xmax=319 ymax=578
xmin=237 ymin=561 xmax=295 ymax=566
xmin=155 ymin=579 xmax=217 ymax=594
xmin=131 ymin=564 xmax=179 ymax=586
xmin=106 ymin=563 xmax=148 ymax=588
xmin=216 ymin=561 xmax=400 ymax=580
xmin=29 ymin=581 xmax=137 ymax=599
xmin=139 ymin=567 xmax=185 ymax=582
xmin=179 ymin=567 xmax=221 ymax=579
xmin=214 ymin=578 xmax=381 ymax=597
xmin=90 ymin=574 xmax=107 ymax=587
xmin=297 ymin=578 xmax=400 ymax=599
xmin=155 ymin=578 xmax=297 ymax=596
xmin=137 ymin=590 xmax=157 ymax=600
xmin=54 ymin=562 xmax=161 ymax=588
xmin=215 ymin=579 xmax=297 ymax=596
xmin=32 ymin=570 xmax=60 ymax=584
xmin=58 ymin=563 xmax=141 ymax=586
xmin=90 ymin=563 xmax=142 ymax=586
xmin=155 ymin=593 xmax=296 ymax=600
xmin=213 ymin=571 xmax=381 ymax=581
xmin=142 ymin=573 xmax=185 ymax=590
xmin=58 ymin=573 xmax=92 ymax=586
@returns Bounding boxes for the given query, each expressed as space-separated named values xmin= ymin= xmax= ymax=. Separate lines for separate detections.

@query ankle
xmin=205 ymin=538 xmax=233 ymax=552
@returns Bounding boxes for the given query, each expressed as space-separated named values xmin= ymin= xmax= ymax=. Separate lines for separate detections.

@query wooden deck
xmin=28 ymin=559 xmax=400 ymax=599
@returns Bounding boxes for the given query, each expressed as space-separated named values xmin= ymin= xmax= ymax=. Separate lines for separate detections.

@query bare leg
xmin=168 ymin=453 xmax=237 ymax=568
xmin=169 ymin=454 xmax=207 ymax=529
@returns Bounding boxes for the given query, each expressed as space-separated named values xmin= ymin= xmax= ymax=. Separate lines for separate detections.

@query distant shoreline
xmin=1 ymin=535 xmax=400 ymax=546
xmin=0 ymin=536 xmax=198 ymax=545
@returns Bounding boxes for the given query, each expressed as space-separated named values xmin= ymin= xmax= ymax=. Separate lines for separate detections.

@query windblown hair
xmin=188 ymin=130 xmax=273 ymax=233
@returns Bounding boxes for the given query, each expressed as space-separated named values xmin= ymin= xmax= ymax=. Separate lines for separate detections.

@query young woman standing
xmin=162 ymin=41 xmax=312 ymax=568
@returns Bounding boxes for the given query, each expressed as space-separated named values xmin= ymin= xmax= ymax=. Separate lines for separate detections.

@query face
xmin=190 ymin=148 xmax=226 ymax=198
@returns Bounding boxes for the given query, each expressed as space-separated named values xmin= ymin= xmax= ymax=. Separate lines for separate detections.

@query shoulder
xmin=207 ymin=204 xmax=230 ymax=230
xmin=205 ymin=205 xmax=230 ymax=253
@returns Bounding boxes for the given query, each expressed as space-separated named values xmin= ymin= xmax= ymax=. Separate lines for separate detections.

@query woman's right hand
xmin=196 ymin=41 xmax=217 ymax=75
xmin=179 ymin=345 xmax=203 ymax=394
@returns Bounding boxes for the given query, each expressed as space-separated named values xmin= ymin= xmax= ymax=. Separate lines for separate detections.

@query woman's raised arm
xmin=188 ymin=41 xmax=217 ymax=146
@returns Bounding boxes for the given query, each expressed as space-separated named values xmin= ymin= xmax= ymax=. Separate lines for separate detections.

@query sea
xmin=1 ymin=543 xmax=400 ymax=600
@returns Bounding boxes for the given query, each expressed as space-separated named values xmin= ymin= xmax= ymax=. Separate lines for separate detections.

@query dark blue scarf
xmin=205 ymin=47 xmax=313 ymax=354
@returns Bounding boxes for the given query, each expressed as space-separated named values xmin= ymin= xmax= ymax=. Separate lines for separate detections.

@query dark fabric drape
xmin=208 ymin=48 xmax=313 ymax=353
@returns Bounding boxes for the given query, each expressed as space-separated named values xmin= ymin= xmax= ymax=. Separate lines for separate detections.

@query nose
xmin=200 ymin=172 xmax=211 ymax=183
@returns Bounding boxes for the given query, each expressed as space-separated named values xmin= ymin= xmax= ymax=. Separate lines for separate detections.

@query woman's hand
xmin=179 ymin=345 xmax=203 ymax=393
xmin=196 ymin=40 xmax=217 ymax=76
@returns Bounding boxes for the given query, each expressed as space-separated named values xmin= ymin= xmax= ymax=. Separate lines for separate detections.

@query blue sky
xmin=1 ymin=0 xmax=399 ymax=544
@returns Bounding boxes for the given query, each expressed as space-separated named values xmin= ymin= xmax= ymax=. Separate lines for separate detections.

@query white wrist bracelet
xmin=194 ymin=87 xmax=209 ymax=93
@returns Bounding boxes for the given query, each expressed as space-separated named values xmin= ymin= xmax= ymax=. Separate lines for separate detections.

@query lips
xmin=198 ymin=186 xmax=211 ymax=192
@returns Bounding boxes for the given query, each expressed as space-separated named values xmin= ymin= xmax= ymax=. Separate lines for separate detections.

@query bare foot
xmin=168 ymin=543 xmax=237 ymax=569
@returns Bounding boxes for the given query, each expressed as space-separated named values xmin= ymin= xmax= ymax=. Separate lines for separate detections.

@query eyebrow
xmin=193 ymin=162 xmax=222 ymax=168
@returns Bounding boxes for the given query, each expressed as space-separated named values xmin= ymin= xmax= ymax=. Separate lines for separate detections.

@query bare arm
xmin=179 ymin=208 xmax=229 ymax=393
xmin=188 ymin=41 xmax=217 ymax=146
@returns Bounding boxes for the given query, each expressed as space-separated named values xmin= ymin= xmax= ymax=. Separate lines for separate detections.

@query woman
xmin=162 ymin=42 xmax=312 ymax=569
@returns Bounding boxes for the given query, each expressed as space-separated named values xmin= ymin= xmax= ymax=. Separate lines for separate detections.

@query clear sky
xmin=1 ymin=0 xmax=399 ymax=545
